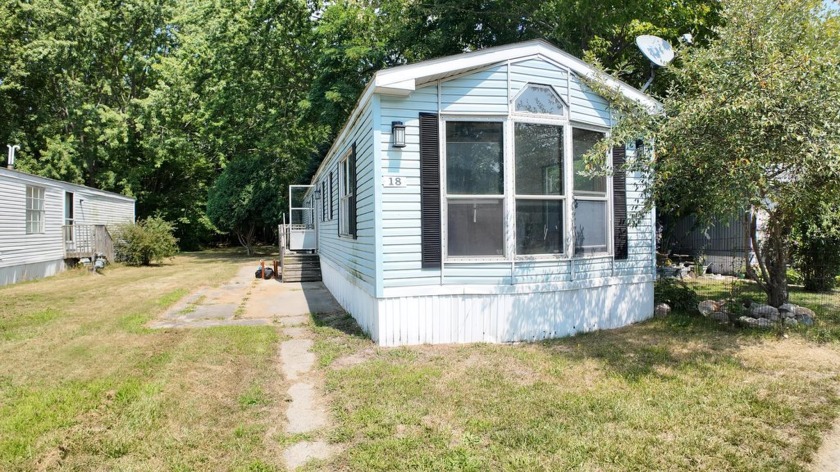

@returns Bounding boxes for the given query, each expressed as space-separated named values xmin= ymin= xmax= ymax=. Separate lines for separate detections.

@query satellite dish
xmin=635 ymin=35 xmax=675 ymax=92
xmin=636 ymin=35 xmax=675 ymax=67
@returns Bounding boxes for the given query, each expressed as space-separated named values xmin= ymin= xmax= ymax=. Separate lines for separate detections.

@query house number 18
xmin=382 ymin=175 xmax=407 ymax=188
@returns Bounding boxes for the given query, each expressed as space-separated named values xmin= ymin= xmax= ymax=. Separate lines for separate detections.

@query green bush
xmin=114 ymin=217 xmax=179 ymax=266
xmin=789 ymin=208 xmax=840 ymax=293
xmin=786 ymin=267 xmax=804 ymax=286
xmin=654 ymin=278 xmax=699 ymax=313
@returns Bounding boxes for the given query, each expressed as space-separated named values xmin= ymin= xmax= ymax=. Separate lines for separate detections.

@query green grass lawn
xmin=312 ymin=312 xmax=840 ymax=471
xmin=4 ymin=253 xmax=840 ymax=471
xmin=0 ymin=249 xmax=285 ymax=471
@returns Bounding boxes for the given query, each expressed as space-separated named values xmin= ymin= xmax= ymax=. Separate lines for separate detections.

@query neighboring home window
xmin=515 ymin=84 xmax=566 ymax=116
xmin=26 ymin=185 xmax=46 ymax=234
xmin=573 ymin=128 xmax=608 ymax=255
xmin=445 ymin=121 xmax=504 ymax=257
xmin=338 ymin=147 xmax=356 ymax=237
xmin=515 ymin=123 xmax=564 ymax=255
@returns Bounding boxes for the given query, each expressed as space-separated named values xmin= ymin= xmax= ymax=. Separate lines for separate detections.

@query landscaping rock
xmin=654 ymin=303 xmax=672 ymax=318
xmin=793 ymin=306 xmax=816 ymax=318
xmin=796 ymin=314 xmax=815 ymax=326
xmin=750 ymin=304 xmax=779 ymax=319
xmin=784 ymin=318 xmax=799 ymax=327
xmin=738 ymin=316 xmax=759 ymax=328
xmin=755 ymin=318 xmax=775 ymax=329
xmin=766 ymin=312 xmax=781 ymax=322
xmin=710 ymin=311 xmax=730 ymax=323
xmin=698 ymin=300 xmax=721 ymax=316
xmin=779 ymin=303 xmax=797 ymax=314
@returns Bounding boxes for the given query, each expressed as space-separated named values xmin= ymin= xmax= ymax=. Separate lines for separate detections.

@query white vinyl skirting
xmin=321 ymin=257 xmax=654 ymax=346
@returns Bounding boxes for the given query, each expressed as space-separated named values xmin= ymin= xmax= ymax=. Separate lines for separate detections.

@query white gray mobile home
xmin=302 ymin=40 xmax=659 ymax=346
xmin=0 ymin=167 xmax=135 ymax=286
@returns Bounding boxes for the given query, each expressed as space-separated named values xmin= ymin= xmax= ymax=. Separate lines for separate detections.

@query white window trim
xmin=510 ymin=82 xmax=569 ymax=120
xmin=26 ymin=185 xmax=46 ymax=234
xmin=338 ymin=149 xmax=353 ymax=238
xmin=512 ymin=119 xmax=568 ymax=261
xmin=442 ymin=116 xmax=508 ymax=262
xmin=571 ymin=123 xmax=612 ymax=257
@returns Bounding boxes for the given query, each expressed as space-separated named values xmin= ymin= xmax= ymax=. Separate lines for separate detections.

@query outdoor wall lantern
xmin=391 ymin=121 xmax=406 ymax=148
xmin=314 ymin=188 xmax=321 ymax=200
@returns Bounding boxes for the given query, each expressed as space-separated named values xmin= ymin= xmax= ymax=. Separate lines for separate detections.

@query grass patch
xmin=0 ymin=308 xmax=62 ymax=341
xmin=310 ymin=312 xmax=370 ymax=368
xmin=315 ymin=312 xmax=840 ymax=471
xmin=238 ymin=385 xmax=271 ymax=408
xmin=156 ymin=288 xmax=189 ymax=308
xmin=0 ymin=250 xmax=284 ymax=470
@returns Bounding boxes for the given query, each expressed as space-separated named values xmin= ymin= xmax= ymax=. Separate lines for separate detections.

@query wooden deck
xmin=63 ymin=224 xmax=115 ymax=261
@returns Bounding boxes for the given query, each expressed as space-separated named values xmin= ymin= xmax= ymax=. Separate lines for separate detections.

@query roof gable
xmin=372 ymin=39 xmax=660 ymax=111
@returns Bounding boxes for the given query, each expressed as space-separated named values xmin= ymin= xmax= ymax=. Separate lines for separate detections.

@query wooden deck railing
xmin=63 ymin=224 xmax=115 ymax=261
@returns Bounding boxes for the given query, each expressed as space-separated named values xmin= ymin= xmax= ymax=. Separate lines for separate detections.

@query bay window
xmin=436 ymin=84 xmax=613 ymax=262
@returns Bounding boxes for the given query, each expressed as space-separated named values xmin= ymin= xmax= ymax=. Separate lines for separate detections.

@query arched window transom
xmin=514 ymin=84 xmax=566 ymax=116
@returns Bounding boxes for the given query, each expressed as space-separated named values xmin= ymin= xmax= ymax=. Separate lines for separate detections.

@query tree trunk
xmin=760 ymin=209 xmax=791 ymax=307
xmin=235 ymin=223 xmax=256 ymax=256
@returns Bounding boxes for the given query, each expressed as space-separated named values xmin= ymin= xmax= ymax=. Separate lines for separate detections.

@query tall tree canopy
xmin=0 ymin=0 xmax=722 ymax=249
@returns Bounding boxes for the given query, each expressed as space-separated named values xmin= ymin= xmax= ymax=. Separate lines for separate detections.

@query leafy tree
xmin=534 ymin=0 xmax=722 ymax=92
xmin=592 ymin=0 xmax=840 ymax=307
xmin=207 ymin=156 xmax=291 ymax=255
xmin=147 ymin=0 xmax=323 ymax=249
xmin=0 ymin=0 xmax=176 ymax=189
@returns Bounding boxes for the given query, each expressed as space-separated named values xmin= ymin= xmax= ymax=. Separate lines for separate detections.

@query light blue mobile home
xmin=306 ymin=40 xmax=658 ymax=346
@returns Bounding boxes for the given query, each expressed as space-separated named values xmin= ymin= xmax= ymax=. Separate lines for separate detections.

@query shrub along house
xmin=306 ymin=40 xmax=659 ymax=346
xmin=0 ymin=166 xmax=135 ymax=286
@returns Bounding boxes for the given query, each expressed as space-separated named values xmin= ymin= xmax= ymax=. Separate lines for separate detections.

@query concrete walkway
xmin=149 ymin=262 xmax=344 ymax=469
xmin=280 ymin=326 xmax=339 ymax=468
xmin=813 ymin=388 xmax=840 ymax=472
xmin=150 ymin=263 xmax=341 ymax=328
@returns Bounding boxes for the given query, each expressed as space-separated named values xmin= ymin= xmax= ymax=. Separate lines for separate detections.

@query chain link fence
xmin=657 ymin=214 xmax=840 ymax=318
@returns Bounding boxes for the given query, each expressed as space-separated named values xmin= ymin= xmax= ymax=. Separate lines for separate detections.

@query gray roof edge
xmin=0 ymin=167 xmax=137 ymax=202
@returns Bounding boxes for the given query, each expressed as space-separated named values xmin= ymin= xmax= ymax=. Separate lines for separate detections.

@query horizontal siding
xmin=315 ymin=100 xmax=377 ymax=294
xmin=380 ymin=86 xmax=441 ymax=287
xmin=0 ymin=177 xmax=64 ymax=267
xmin=0 ymin=174 xmax=134 ymax=271
xmin=73 ymin=192 xmax=135 ymax=226
xmin=376 ymin=57 xmax=652 ymax=290
xmin=440 ymin=65 xmax=508 ymax=114
xmin=569 ymin=75 xmax=612 ymax=127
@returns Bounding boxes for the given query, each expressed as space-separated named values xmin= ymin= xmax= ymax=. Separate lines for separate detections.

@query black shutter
xmin=613 ymin=145 xmax=628 ymax=260
xmin=329 ymin=171 xmax=334 ymax=221
xmin=349 ymin=143 xmax=357 ymax=238
xmin=420 ymin=113 xmax=441 ymax=269
xmin=321 ymin=181 xmax=326 ymax=222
